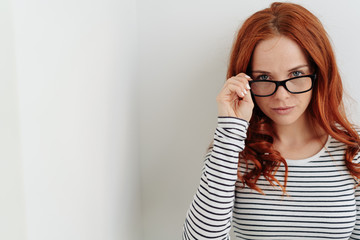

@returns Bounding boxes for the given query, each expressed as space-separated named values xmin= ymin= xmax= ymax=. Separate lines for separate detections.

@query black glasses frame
xmin=249 ymin=74 xmax=316 ymax=97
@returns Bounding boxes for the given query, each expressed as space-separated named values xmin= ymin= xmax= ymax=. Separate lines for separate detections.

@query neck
xmin=272 ymin=112 xmax=325 ymax=146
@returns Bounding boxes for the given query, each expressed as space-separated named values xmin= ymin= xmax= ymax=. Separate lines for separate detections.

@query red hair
xmin=227 ymin=2 xmax=360 ymax=194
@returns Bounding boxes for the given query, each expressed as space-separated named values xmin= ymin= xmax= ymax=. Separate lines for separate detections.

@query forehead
xmin=251 ymin=36 xmax=309 ymax=72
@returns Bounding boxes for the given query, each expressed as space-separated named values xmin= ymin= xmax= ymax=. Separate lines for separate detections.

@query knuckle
xmin=236 ymin=72 xmax=251 ymax=80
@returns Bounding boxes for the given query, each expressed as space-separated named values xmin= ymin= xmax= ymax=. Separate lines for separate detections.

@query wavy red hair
xmin=227 ymin=2 xmax=360 ymax=194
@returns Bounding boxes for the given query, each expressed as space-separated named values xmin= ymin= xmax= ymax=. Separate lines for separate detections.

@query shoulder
xmin=354 ymin=124 xmax=360 ymax=136
xmin=325 ymin=123 xmax=360 ymax=159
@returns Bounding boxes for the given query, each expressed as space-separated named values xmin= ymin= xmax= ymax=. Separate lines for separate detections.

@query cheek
xmin=300 ymin=91 xmax=313 ymax=107
xmin=253 ymin=97 xmax=269 ymax=112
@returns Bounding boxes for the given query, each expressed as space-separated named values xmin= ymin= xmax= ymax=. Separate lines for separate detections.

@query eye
xmin=257 ymin=75 xmax=270 ymax=80
xmin=291 ymin=71 xmax=304 ymax=77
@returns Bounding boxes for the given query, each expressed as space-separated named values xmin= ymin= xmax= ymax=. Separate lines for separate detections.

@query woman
xmin=183 ymin=2 xmax=360 ymax=240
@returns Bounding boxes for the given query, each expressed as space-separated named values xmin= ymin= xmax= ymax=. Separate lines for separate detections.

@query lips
xmin=272 ymin=106 xmax=294 ymax=115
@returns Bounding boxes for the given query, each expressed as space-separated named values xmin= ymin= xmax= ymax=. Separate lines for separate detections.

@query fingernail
xmin=240 ymin=92 xmax=244 ymax=97
xmin=246 ymin=83 xmax=251 ymax=89
xmin=245 ymin=75 xmax=251 ymax=79
xmin=243 ymin=89 xmax=247 ymax=95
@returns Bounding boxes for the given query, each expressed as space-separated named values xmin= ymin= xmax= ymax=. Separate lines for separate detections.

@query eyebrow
xmin=252 ymin=64 xmax=310 ymax=74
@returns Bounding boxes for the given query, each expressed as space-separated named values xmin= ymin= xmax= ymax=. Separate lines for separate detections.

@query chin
xmin=272 ymin=118 xmax=298 ymax=126
xmin=267 ymin=112 xmax=305 ymax=126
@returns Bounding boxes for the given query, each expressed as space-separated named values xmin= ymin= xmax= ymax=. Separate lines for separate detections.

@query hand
xmin=216 ymin=73 xmax=254 ymax=122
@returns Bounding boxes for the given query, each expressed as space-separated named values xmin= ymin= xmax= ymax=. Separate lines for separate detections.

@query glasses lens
xmin=286 ymin=76 xmax=312 ymax=93
xmin=250 ymin=81 xmax=276 ymax=96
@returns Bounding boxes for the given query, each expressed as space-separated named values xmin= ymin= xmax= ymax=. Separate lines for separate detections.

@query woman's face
xmin=251 ymin=35 xmax=313 ymax=127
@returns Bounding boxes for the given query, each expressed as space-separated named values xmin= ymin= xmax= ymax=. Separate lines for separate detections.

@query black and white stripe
xmin=183 ymin=117 xmax=360 ymax=239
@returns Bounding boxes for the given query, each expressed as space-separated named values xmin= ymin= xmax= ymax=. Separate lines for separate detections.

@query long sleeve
xmin=350 ymin=150 xmax=360 ymax=240
xmin=182 ymin=117 xmax=249 ymax=240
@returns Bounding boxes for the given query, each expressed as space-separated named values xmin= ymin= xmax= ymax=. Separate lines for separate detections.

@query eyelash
xmin=255 ymin=71 xmax=305 ymax=80
xmin=291 ymin=70 xmax=304 ymax=77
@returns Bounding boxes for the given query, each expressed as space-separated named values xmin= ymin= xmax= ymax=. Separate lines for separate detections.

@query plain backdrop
xmin=1 ymin=0 xmax=360 ymax=240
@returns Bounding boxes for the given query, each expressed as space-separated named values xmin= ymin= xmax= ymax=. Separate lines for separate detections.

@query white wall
xmin=4 ymin=0 xmax=139 ymax=239
xmin=0 ymin=0 xmax=26 ymax=239
xmin=137 ymin=0 xmax=360 ymax=239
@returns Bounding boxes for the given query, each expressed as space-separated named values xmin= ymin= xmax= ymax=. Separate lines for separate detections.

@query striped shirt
xmin=183 ymin=117 xmax=360 ymax=239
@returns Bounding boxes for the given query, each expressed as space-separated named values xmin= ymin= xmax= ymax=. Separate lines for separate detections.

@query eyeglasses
xmin=249 ymin=74 xmax=316 ymax=97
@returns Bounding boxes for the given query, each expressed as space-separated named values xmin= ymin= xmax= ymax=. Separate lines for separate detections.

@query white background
xmin=1 ymin=0 xmax=360 ymax=240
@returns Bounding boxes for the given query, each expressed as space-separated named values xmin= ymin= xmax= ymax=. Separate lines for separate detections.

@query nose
xmin=273 ymin=85 xmax=291 ymax=99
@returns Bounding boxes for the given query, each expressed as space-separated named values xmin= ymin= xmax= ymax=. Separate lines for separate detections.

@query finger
xmin=235 ymin=73 xmax=252 ymax=80
xmin=217 ymin=84 xmax=243 ymax=102
xmin=228 ymin=75 xmax=251 ymax=90
xmin=226 ymin=77 xmax=250 ymax=90
xmin=234 ymin=73 xmax=252 ymax=82
xmin=225 ymin=82 xmax=249 ymax=99
xmin=218 ymin=73 xmax=252 ymax=101
xmin=226 ymin=78 xmax=251 ymax=96
xmin=242 ymin=88 xmax=253 ymax=103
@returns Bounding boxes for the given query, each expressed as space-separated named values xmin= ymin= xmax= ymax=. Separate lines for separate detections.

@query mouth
xmin=271 ymin=106 xmax=295 ymax=115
